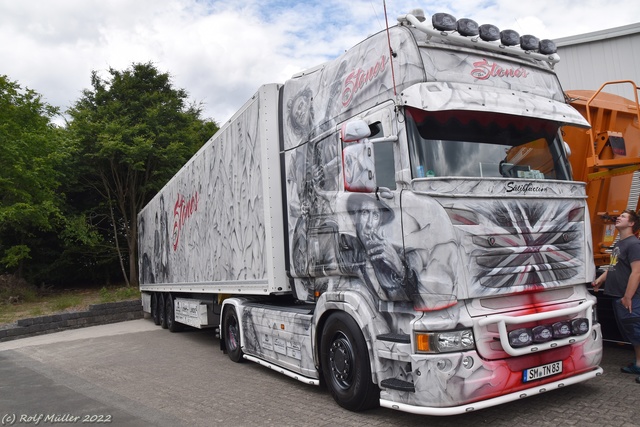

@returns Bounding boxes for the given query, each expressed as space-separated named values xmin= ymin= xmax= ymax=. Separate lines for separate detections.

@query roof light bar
xmin=397 ymin=9 xmax=560 ymax=66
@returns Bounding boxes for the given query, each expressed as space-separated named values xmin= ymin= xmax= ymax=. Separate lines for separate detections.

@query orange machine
xmin=564 ymin=80 xmax=640 ymax=267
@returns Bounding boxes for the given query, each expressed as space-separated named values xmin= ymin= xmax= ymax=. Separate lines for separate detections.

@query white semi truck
xmin=138 ymin=10 xmax=603 ymax=415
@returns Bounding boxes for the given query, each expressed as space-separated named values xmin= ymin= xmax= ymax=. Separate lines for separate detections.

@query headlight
xmin=415 ymin=329 xmax=475 ymax=353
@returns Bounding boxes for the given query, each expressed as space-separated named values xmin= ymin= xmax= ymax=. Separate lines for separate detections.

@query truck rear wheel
xmin=151 ymin=293 xmax=161 ymax=326
xmin=320 ymin=312 xmax=379 ymax=411
xmin=223 ymin=307 xmax=244 ymax=363
xmin=159 ymin=293 xmax=168 ymax=329
xmin=164 ymin=294 xmax=183 ymax=332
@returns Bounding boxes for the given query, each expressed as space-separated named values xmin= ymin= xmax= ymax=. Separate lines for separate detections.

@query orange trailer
xmin=564 ymin=80 xmax=640 ymax=268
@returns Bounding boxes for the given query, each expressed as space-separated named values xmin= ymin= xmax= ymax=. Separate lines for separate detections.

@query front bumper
xmin=380 ymin=366 xmax=602 ymax=416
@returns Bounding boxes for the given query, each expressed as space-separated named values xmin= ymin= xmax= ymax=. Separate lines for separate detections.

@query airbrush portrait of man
xmin=338 ymin=193 xmax=419 ymax=302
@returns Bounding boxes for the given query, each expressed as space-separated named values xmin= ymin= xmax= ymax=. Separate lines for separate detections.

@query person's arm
xmin=593 ymin=270 xmax=607 ymax=292
xmin=622 ymin=260 xmax=640 ymax=312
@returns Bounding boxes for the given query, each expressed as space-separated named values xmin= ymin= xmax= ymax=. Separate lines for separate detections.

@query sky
xmin=2 ymin=0 xmax=639 ymax=126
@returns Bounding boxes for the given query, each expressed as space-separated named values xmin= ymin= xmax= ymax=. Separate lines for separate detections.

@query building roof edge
xmin=555 ymin=22 xmax=640 ymax=47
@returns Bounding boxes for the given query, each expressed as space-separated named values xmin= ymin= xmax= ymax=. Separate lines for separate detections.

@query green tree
xmin=0 ymin=75 xmax=69 ymax=280
xmin=67 ymin=62 xmax=218 ymax=286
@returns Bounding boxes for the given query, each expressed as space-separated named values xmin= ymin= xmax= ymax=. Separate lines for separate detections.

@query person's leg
xmin=614 ymin=299 xmax=640 ymax=373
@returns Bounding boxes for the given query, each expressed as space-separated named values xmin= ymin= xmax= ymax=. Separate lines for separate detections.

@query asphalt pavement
xmin=0 ymin=319 xmax=638 ymax=427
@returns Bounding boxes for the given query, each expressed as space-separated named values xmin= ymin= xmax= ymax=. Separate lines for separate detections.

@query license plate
xmin=522 ymin=361 xmax=562 ymax=382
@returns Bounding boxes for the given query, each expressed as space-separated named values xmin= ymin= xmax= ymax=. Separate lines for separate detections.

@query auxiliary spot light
xmin=552 ymin=321 xmax=572 ymax=339
xmin=571 ymin=318 xmax=590 ymax=335
xmin=432 ymin=12 xmax=457 ymax=31
xmin=539 ymin=39 xmax=558 ymax=55
xmin=500 ymin=29 xmax=520 ymax=46
xmin=508 ymin=328 xmax=533 ymax=348
xmin=478 ymin=24 xmax=500 ymax=41
xmin=456 ymin=18 xmax=479 ymax=36
xmin=520 ymin=34 xmax=540 ymax=51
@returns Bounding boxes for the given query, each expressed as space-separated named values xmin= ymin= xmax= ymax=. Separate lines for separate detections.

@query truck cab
xmin=280 ymin=10 xmax=602 ymax=413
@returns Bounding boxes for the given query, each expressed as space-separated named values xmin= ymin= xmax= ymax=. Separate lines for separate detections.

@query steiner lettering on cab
xmin=341 ymin=55 xmax=388 ymax=107
xmin=471 ymin=59 xmax=529 ymax=80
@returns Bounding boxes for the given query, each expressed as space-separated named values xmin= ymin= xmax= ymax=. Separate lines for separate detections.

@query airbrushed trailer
xmin=138 ymin=9 xmax=602 ymax=415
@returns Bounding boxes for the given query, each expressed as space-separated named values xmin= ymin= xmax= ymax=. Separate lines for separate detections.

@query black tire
xmin=159 ymin=293 xmax=168 ymax=329
xmin=223 ymin=307 xmax=244 ymax=363
xmin=320 ymin=312 xmax=380 ymax=411
xmin=165 ymin=294 xmax=183 ymax=332
xmin=151 ymin=293 xmax=161 ymax=326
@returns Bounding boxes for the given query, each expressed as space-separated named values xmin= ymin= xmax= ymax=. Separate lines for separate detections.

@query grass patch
xmin=99 ymin=286 xmax=140 ymax=303
xmin=49 ymin=294 xmax=84 ymax=312
xmin=28 ymin=307 xmax=45 ymax=318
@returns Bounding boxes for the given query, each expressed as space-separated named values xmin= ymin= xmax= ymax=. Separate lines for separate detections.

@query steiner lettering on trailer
xmin=341 ymin=55 xmax=388 ymax=107
xmin=172 ymin=192 xmax=199 ymax=251
xmin=471 ymin=59 xmax=529 ymax=80
xmin=505 ymin=182 xmax=548 ymax=194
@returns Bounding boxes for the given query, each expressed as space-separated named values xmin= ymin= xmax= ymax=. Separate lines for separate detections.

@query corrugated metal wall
xmin=554 ymin=23 xmax=640 ymax=100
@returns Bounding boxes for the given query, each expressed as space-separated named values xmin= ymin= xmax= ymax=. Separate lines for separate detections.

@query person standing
xmin=593 ymin=209 xmax=640 ymax=384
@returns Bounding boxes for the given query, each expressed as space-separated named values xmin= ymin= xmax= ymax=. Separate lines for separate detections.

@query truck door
xmin=336 ymin=107 xmax=417 ymax=303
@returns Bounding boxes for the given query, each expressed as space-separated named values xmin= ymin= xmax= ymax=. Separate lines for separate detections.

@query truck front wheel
xmin=223 ymin=307 xmax=244 ymax=363
xmin=320 ymin=312 xmax=379 ymax=411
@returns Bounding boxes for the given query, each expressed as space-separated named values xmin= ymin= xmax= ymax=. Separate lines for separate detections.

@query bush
xmin=0 ymin=274 xmax=40 ymax=305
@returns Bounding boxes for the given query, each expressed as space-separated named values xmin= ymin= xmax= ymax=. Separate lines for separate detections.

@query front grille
xmin=467 ymin=200 xmax=584 ymax=291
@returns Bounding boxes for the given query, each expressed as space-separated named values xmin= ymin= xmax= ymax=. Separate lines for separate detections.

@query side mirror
xmin=343 ymin=140 xmax=376 ymax=193
xmin=564 ymin=141 xmax=572 ymax=158
xmin=341 ymin=119 xmax=371 ymax=142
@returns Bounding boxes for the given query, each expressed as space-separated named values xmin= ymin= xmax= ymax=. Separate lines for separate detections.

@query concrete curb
xmin=0 ymin=299 xmax=143 ymax=343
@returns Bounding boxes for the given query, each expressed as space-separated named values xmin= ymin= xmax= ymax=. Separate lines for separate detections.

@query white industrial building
xmin=554 ymin=23 xmax=640 ymax=100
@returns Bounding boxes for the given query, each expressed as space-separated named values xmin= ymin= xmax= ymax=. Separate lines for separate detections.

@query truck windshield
xmin=405 ymin=107 xmax=572 ymax=180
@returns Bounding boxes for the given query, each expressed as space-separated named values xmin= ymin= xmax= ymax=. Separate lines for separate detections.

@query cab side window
xmin=370 ymin=122 xmax=396 ymax=190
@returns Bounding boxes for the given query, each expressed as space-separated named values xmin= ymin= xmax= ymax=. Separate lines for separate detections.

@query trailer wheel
xmin=320 ymin=312 xmax=379 ymax=411
xmin=164 ymin=294 xmax=183 ymax=332
xmin=159 ymin=293 xmax=168 ymax=329
xmin=151 ymin=293 xmax=161 ymax=326
xmin=223 ymin=307 xmax=244 ymax=363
